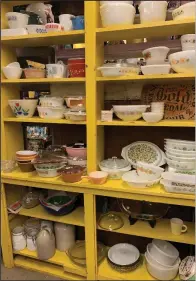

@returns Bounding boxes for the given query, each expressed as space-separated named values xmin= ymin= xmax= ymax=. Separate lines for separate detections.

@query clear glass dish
xmin=98 ymin=212 xmax=124 ymax=231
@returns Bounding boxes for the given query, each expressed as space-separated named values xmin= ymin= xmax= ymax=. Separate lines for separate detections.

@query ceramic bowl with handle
xmin=139 ymin=1 xmax=168 ymax=23
xmin=8 ymin=100 xmax=38 ymax=118
xmin=169 ymin=50 xmax=195 ymax=73
xmin=6 ymin=12 xmax=29 ymax=28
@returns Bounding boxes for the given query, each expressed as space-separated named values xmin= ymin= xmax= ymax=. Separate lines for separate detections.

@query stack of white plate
xmin=164 ymin=139 xmax=196 ymax=172
xmin=145 ymin=239 xmax=180 ymax=280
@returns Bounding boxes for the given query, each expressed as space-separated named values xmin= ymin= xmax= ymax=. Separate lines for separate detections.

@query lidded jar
xmin=36 ymin=227 xmax=55 ymax=260
xmin=99 ymin=156 xmax=131 ymax=179
xmin=12 ymin=226 xmax=26 ymax=251
xmin=54 ymin=222 xmax=75 ymax=251
xmin=24 ymin=218 xmax=40 ymax=236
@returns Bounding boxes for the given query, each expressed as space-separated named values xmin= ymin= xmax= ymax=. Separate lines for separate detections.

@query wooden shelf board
xmin=1 ymin=78 xmax=85 ymax=84
xmin=1 ymin=31 xmax=85 ymax=47
xmin=4 ymin=117 xmax=86 ymax=125
xmin=19 ymin=205 xmax=84 ymax=227
xmin=14 ymin=255 xmax=85 ymax=280
xmin=97 ymin=212 xmax=195 ymax=245
xmin=97 ymin=120 xmax=195 ymax=127
xmin=98 ymin=257 xmax=179 ymax=280
xmin=96 ymin=19 xmax=195 ymax=42
xmin=97 ymin=73 xmax=195 ymax=82
xmin=2 ymin=170 xmax=194 ymax=207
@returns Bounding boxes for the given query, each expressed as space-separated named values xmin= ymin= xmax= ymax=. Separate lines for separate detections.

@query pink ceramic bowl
xmin=65 ymin=146 xmax=87 ymax=159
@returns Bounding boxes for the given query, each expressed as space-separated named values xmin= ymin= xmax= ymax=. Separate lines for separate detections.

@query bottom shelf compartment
xmin=98 ymin=257 xmax=180 ymax=280
xmin=14 ymin=248 xmax=86 ymax=278
xmin=14 ymin=255 xmax=85 ymax=280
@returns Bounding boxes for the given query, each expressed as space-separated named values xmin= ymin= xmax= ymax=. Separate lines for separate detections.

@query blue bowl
xmin=72 ymin=16 xmax=84 ymax=30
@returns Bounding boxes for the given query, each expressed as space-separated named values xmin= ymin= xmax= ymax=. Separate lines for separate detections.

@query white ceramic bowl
xmin=37 ymin=106 xmax=66 ymax=119
xmin=172 ymin=2 xmax=196 ymax=21
xmin=181 ymin=34 xmax=195 ymax=51
xmin=139 ymin=1 xmax=168 ymax=23
xmin=97 ymin=65 xmax=140 ymax=77
xmin=6 ymin=62 xmax=20 ymax=68
xmin=8 ymin=100 xmax=38 ymax=118
xmin=100 ymin=3 xmax=136 ymax=27
xmin=143 ymin=47 xmax=170 ymax=65
xmin=142 ymin=112 xmax=163 ymax=123
xmin=165 ymin=147 xmax=196 ymax=157
xmin=64 ymin=96 xmax=86 ymax=110
xmin=3 ymin=67 xmax=22 ymax=79
xmin=166 ymin=153 xmax=195 ymax=162
xmin=2 ymin=28 xmax=28 ymax=36
xmin=45 ymin=23 xmax=64 ymax=32
xmin=64 ymin=111 xmax=86 ymax=121
xmin=151 ymin=239 xmax=179 ymax=266
xmin=161 ymin=171 xmax=195 ymax=186
xmin=146 ymin=243 xmax=180 ymax=269
xmin=122 ymin=170 xmax=161 ymax=188
xmin=113 ymin=105 xmax=149 ymax=121
xmin=166 ymin=157 xmax=195 ymax=170
xmin=141 ymin=64 xmax=171 ymax=75
xmin=36 ymin=166 xmax=64 ymax=178
xmin=39 ymin=97 xmax=64 ymax=107
xmin=169 ymin=50 xmax=195 ymax=73
xmin=136 ymin=161 xmax=164 ymax=181
xmin=100 ymin=1 xmax=133 ymax=5
xmin=26 ymin=25 xmax=47 ymax=34
xmin=164 ymin=142 xmax=195 ymax=151
xmin=145 ymin=253 xmax=179 ymax=280
xmin=6 ymin=12 xmax=29 ymax=28
xmin=165 ymin=138 xmax=195 ymax=144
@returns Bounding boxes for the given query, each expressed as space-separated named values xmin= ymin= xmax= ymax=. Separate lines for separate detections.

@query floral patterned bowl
xmin=169 ymin=50 xmax=195 ymax=73
xmin=8 ymin=99 xmax=38 ymax=118
xmin=136 ymin=161 xmax=164 ymax=181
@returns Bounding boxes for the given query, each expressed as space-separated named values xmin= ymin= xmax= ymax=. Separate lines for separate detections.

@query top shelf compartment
xmin=96 ymin=19 xmax=195 ymax=42
xmin=1 ymin=30 xmax=85 ymax=47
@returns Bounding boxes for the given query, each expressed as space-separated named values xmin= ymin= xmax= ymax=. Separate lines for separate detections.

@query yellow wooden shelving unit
xmin=1 ymin=1 xmax=195 ymax=280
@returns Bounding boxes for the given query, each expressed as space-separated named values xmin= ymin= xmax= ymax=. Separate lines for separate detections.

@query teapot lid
xmin=100 ymin=156 xmax=130 ymax=169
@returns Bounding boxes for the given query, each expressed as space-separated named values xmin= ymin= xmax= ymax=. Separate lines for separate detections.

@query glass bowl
xmin=1 ymin=160 xmax=16 ymax=173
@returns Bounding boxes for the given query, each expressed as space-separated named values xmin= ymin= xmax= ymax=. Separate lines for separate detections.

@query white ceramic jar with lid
xmin=12 ymin=226 xmax=26 ymax=251
xmin=36 ymin=227 xmax=56 ymax=260
xmin=54 ymin=222 xmax=75 ymax=251
xmin=99 ymin=156 xmax=131 ymax=179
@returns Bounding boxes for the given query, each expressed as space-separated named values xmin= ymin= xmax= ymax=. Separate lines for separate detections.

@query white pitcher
xmin=46 ymin=61 xmax=67 ymax=78
xmin=59 ymin=14 xmax=74 ymax=31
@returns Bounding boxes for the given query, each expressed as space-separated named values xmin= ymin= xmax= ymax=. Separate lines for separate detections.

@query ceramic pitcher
xmin=36 ymin=227 xmax=55 ymax=260
xmin=54 ymin=222 xmax=75 ymax=251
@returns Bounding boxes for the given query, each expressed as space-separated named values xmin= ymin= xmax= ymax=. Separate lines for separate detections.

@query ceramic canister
xmin=36 ymin=227 xmax=56 ymax=260
xmin=12 ymin=226 xmax=26 ymax=251
xmin=41 ymin=220 xmax=54 ymax=232
xmin=54 ymin=222 xmax=75 ymax=251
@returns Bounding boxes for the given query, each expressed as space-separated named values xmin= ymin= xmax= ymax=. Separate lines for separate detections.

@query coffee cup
xmin=170 ymin=218 xmax=188 ymax=236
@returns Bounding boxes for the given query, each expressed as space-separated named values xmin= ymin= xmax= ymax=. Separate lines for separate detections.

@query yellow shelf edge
xmin=97 ymin=212 xmax=195 ymax=245
xmin=14 ymin=255 xmax=85 ymax=280
xmin=4 ymin=117 xmax=86 ymax=125
xmin=19 ymin=205 xmax=84 ymax=227
xmin=96 ymin=73 xmax=195 ymax=82
xmin=1 ymin=78 xmax=85 ymax=84
xmin=97 ymin=120 xmax=195 ymax=127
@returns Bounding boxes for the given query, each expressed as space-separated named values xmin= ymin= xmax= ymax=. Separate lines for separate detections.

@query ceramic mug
xmin=82 ymin=171 xmax=108 ymax=184
xmin=170 ymin=218 xmax=188 ymax=235
xmin=59 ymin=14 xmax=74 ymax=31
xmin=46 ymin=61 xmax=67 ymax=78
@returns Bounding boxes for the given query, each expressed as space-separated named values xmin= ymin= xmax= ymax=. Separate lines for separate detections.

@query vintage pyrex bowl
xmin=37 ymin=106 xmax=66 ymax=119
xmin=64 ymin=111 xmax=86 ymax=121
xmin=122 ymin=170 xmax=161 ymax=188
xmin=6 ymin=12 xmax=29 ymax=28
xmin=45 ymin=23 xmax=64 ymax=32
xmin=64 ymin=142 xmax=87 ymax=158
xmin=139 ymin=1 xmax=168 ymax=23
xmin=8 ymin=100 xmax=38 ymax=118
xmin=100 ymin=3 xmax=136 ymax=27
xmin=136 ymin=162 xmax=164 ymax=181
xmin=181 ymin=34 xmax=196 ymax=51
xmin=36 ymin=165 xmax=65 ymax=178
xmin=24 ymin=68 xmax=46 ymax=78
xmin=113 ymin=105 xmax=149 ymax=121
xmin=97 ymin=63 xmax=140 ymax=77
xmin=67 ymin=156 xmax=87 ymax=167
xmin=26 ymin=25 xmax=47 ymax=34
xmin=58 ymin=165 xmax=85 ymax=183
xmin=99 ymin=156 xmax=131 ymax=179
xmin=64 ymin=96 xmax=86 ymax=110
xmin=166 ymin=157 xmax=195 ymax=170
xmin=169 ymin=50 xmax=195 ymax=73
xmin=166 ymin=153 xmax=195 ymax=162
xmin=39 ymin=96 xmax=64 ymax=107
xmin=142 ymin=112 xmax=163 ymax=123
xmin=172 ymin=2 xmax=196 ymax=21
xmin=142 ymin=47 xmax=170 ymax=65
xmin=3 ymin=67 xmax=22 ymax=79
xmin=141 ymin=64 xmax=171 ymax=75
xmin=2 ymin=28 xmax=28 ymax=37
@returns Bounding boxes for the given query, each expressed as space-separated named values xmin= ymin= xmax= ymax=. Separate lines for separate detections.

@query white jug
xmin=46 ymin=61 xmax=67 ymax=78
xmin=59 ymin=14 xmax=74 ymax=31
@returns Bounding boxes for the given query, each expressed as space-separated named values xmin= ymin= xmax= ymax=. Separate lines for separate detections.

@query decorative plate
xmin=121 ymin=141 xmax=163 ymax=167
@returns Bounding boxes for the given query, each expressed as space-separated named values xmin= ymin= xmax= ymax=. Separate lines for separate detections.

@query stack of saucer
xmin=16 ymin=150 xmax=37 ymax=172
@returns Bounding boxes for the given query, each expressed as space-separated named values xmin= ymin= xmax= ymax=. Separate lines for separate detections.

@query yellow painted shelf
xmin=19 ymin=205 xmax=84 ymax=227
xmin=97 ymin=73 xmax=195 ymax=82
xmin=14 ymin=255 xmax=85 ymax=280
xmin=97 ymin=212 xmax=195 ymax=245
xmin=1 ymin=30 xmax=85 ymax=47
xmin=4 ymin=117 xmax=86 ymax=125
xmin=98 ymin=257 xmax=179 ymax=280
xmin=96 ymin=19 xmax=195 ymax=42
xmin=1 ymin=78 xmax=85 ymax=84
xmin=97 ymin=120 xmax=195 ymax=127
xmin=2 ymin=170 xmax=195 ymax=207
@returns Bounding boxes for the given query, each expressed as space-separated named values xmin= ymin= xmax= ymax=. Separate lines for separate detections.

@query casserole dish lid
xmin=100 ymin=156 xmax=130 ymax=169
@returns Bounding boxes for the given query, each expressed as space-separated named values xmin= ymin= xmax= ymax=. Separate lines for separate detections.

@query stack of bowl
xmin=37 ymin=96 xmax=66 ymax=120
xmin=142 ymin=102 xmax=164 ymax=123
xmin=112 ymin=105 xmax=150 ymax=121
xmin=145 ymin=239 xmax=180 ymax=280
xmin=64 ymin=96 xmax=86 ymax=122
xmin=164 ymin=138 xmax=196 ymax=172
xmin=107 ymin=243 xmax=141 ymax=272
xmin=16 ymin=150 xmax=37 ymax=172
xmin=141 ymin=46 xmax=171 ymax=75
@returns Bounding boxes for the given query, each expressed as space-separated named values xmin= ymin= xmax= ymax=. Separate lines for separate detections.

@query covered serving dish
xmin=99 ymin=156 xmax=131 ymax=179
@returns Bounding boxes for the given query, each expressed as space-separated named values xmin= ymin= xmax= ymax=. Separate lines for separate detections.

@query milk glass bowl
xmin=1 ymin=160 xmax=16 ymax=173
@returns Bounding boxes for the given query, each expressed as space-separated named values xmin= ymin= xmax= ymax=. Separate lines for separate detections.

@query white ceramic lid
xmin=108 ymin=243 xmax=140 ymax=266
xmin=152 ymin=239 xmax=179 ymax=258
xmin=100 ymin=156 xmax=130 ymax=170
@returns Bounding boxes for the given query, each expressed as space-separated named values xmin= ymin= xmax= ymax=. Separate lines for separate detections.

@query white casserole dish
xmin=64 ymin=111 xmax=86 ymax=121
xmin=141 ymin=65 xmax=171 ymax=75
xmin=99 ymin=157 xmax=131 ymax=179
xmin=122 ymin=170 xmax=161 ymax=188
xmin=161 ymin=172 xmax=195 ymax=185
xmin=166 ymin=158 xmax=195 ymax=170
xmin=161 ymin=179 xmax=195 ymax=195
xmin=36 ymin=166 xmax=65 ymax=177
xmin=97 ymin=64 xmax=140 ymax=77
xmin=37 ymin=106 xmax=66 ymax=119
xmin=39 ymin=96 xmax=64 ymax=107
